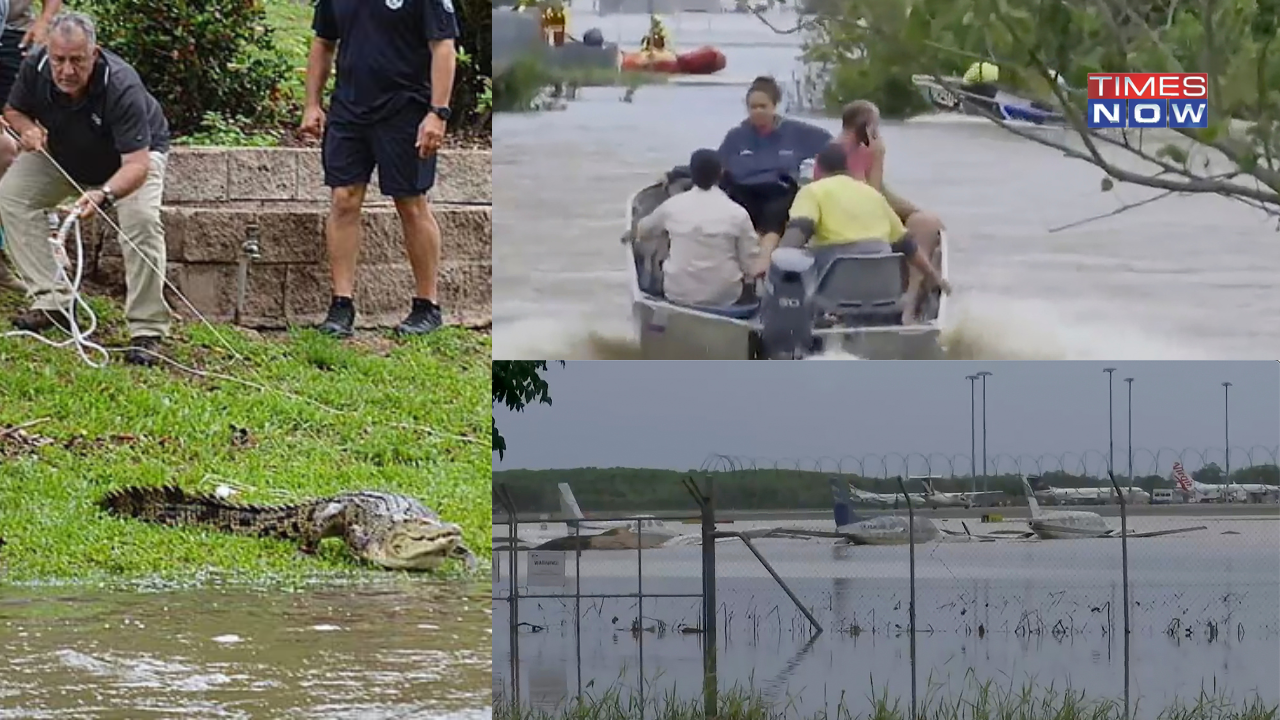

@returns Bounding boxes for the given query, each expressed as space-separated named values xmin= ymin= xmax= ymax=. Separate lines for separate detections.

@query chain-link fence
xmin=493 ymin=448 xmax=1280 ymax=718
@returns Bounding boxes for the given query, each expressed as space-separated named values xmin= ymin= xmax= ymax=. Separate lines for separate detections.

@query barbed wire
xmin=699 ymin=446 xmax=1280 ymax=480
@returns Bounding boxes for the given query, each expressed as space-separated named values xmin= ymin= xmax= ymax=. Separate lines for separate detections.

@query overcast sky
xmin=494 ymin=361 xmax=1279 ymax=474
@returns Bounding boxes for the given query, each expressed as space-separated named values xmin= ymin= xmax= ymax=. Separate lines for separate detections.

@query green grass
xmin=494 ymin=675 xmax=1280 ymax=720
xmin=0 ymin=291 xmax=491 ymax=587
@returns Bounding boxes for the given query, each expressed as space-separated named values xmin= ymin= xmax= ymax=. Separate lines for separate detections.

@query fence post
xmin=496 ymin=484 xmax=521 ymax=708
xmin=1106 ymin=472 xmax=1131 ymax=720
xmin=685 ymin=476 xmax=717 ymax=720
xmin=895 ymin=476 xmax=918 ymax=720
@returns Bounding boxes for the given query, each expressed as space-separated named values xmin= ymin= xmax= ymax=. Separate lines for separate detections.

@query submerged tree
xmin=492 ymin=361 xmax=564 ymax=459
xmin=761 ymin=0 xmax=1280 ymax=219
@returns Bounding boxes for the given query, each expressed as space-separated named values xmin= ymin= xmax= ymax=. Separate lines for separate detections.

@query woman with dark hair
xmin=717 ymin=75 xmax=831 ymax=275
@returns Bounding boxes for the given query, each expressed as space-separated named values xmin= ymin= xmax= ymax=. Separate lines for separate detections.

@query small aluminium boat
xmin=623 ymin=175 xmax=950 ymax=360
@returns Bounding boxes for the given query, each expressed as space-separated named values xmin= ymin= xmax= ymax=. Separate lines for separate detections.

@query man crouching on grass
xmin=0 ymin=11 xmax=172 ymax=366
xmin=299 ymin=0 xmax=461 ymax=338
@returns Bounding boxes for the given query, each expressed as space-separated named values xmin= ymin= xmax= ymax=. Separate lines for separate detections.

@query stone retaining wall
xmin=80 ymin=147 xmax=492 ymax=330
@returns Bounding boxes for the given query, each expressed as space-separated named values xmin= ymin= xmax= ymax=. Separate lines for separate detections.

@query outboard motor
xmin=757 ymin=247 xmax=816 ymax=359
xmin=582 ymin=28 xmax=605 ymax=47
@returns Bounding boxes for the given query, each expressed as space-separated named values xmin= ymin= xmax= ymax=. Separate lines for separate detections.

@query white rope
xmin=0 ymin=124 xmax=249 ymax=368
xmin=1 ymin=209 xmax=109 ymax=367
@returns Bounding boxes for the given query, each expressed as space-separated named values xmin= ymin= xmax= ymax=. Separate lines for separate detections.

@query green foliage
xmin=492 ymin=361 xmax=563 ymax=459
xmin=173 ymin=112 xmax=282 ymax=147
xmin=86 ymin=0 xmax=294 ymax=137
xmin=792 ymin=0 xmax=1280 ymax=202
xmin=453 ymin=0 xmax=493 ymax=131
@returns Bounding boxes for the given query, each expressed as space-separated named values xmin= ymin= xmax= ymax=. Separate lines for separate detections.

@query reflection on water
xmin=494 ymin=11 xmax=1280 ymax=361
xmin=0 ymin=583 xmax=492 ymax=719
xmin=493 ymin=520 xmax=1280 ymax=717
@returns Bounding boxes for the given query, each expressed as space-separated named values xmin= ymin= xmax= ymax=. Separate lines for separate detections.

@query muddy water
xmin=0 ymin=582 xmax=491 ymax=719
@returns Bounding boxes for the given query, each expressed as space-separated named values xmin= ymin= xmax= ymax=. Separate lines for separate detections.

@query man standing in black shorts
xmin=300 ymin=0 xmax=460 ymax=337
xmin=0 ymin=0 xmax=62 ymax=294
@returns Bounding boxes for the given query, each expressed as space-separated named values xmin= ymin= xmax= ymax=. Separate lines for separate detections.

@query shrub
xmin=453 ymin=0 xmax=493 ymax=132
xmin=85 ymin=0 xmax=294 ymax=137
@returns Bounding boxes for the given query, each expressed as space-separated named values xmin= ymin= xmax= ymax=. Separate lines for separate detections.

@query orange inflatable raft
xmin=620 ymin=46 xmax=727 ymax=75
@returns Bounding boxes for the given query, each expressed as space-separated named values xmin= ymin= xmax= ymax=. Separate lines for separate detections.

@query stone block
xmin=358 ymin=205 xmax=491 ymax=264
xmin=439 ymin=260 xmax=491 ymax=319
xmin=166 ymin=206 xmax=326 ymax=265
xmin=163 ymin=148 xmax=229 ymax=203
xmin=434 ymin=150 xmax=491 ymax=204
xmin=227 ymin=149 xmax=299 ymax=201
xmin=171 ymin=262 xmax=288 ymax=325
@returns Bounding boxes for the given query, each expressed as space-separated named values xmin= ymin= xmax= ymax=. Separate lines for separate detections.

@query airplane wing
xmin=944 ymin=522 xmax=1036 ymax=541
xmin=1116 ymin=525 xmax=1208 ymax=539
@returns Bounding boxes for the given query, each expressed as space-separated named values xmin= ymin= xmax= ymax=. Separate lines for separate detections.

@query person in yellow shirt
xmin=780 ymin=143 xmax=950 ymax=322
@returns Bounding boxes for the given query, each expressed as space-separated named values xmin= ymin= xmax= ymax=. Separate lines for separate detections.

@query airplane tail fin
xmin=557 ymin=483 xmax=586 ymax=523
xmin=828 ymin=477 xmax=858 ymax=527
xmin=1171 ymin=462 xmax=1194 ymax=497
xmin=1020 ymin=475 xmax=1042 ymax=519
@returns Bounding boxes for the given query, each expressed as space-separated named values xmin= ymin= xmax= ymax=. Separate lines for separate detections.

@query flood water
xmin=492 ymin=516 xmax=1280 ymax=717
xmin=0 ymin=582 xmax=492 ymax=719
xmin=493 ymin=11 xmax=1280 ymax=361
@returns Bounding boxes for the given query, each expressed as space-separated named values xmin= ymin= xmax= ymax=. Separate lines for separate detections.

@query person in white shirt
xmin=635 ymin=149 xmax=760 ymax=307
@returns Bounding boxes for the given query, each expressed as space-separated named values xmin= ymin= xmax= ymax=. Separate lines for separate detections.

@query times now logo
xmin=1086 ymin=73 xmax=1208 ymax=128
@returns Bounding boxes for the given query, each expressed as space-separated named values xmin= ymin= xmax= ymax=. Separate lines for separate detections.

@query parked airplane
xmin=557 ymin=483 xmax=675 ymax=535
xmin=1172 ymin=462 xmax=1278 ymax=503
xmin=847 ymin=484 xmax=912 ymax=507
xmin=966 ymin=476 xmax=1206 ymax=540
xmin=827 ymin=478 xmax=940 ymax=545
xmin=918 ymin=477 xmax=1005 ymax=508
xmin=1029 ymin=476 xmax=1116 ymax=505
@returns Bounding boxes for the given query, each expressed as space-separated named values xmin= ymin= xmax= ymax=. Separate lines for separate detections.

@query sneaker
xmin=0 ymin=261 xmax=24 ymax=294
xmin=394 ymin=298 xmax=443 ymax=336
xmin=12 ymin=308 xmax=71 ymax=333
xmin=317 ymin=296 xmax=355 ymax=338
xmin=124 ymin=336 xmax=162 ymax=366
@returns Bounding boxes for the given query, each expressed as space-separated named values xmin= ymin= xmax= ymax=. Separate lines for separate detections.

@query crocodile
xmin=99 ymin=486 xmax=477 ymax=572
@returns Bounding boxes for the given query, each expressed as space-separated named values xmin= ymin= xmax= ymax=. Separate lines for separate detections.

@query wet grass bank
xmin=0 ymin=293 xmax=490 ymax=586
xmin=494 ymin=678 xmax=1280 ymax=720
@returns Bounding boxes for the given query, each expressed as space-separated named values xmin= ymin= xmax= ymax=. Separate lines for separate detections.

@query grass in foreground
xmin=494 ymin=675 xmax=1280 ymax=720
xmin=0 ymin=291 xmax=490 ymax=586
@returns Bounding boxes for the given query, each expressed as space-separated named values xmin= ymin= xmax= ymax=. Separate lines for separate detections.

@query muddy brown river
xmin=0 ymin=582 xmax=491 ymax=719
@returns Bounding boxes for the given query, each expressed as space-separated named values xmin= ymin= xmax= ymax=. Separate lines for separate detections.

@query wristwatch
xmin=429 ymin=105 xmax=452 ymax=121
xmin=100 ymin=185 xmax=117 ymax=209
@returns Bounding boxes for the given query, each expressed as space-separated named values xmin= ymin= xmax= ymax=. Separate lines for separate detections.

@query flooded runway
xmin=493 ymin=515 xmax=1280 ymax=717
xmin=0 ymin=583 xmax=492 ymax=719
xmin=493 ymin=12 xmax=1280 ymax=361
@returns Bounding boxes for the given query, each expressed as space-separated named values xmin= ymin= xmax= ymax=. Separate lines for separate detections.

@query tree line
xmin=492 ymin=464 xmax=1280 ymax=514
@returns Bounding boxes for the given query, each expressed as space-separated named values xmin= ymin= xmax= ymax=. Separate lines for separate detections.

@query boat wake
xmin=494 ymin=295 xmax=1208 ymax=361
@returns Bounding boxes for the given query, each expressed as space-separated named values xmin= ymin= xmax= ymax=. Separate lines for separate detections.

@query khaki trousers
xmin=0 ymin=151 xmax=171 ymax=338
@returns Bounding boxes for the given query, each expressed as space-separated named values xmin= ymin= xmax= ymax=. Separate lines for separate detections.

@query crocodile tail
xmin=98 ymin=485 xmax=307 ymax=541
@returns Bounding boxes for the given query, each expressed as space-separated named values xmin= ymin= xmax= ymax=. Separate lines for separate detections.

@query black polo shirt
xmin=6 ymin=47 xmax=170 ymax=187
xmin=313 ymin=0 xmax=461 ymax=125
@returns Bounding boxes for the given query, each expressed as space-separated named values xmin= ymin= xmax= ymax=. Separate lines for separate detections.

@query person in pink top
xmin=814 ymin=100 xmax=947 ymax=316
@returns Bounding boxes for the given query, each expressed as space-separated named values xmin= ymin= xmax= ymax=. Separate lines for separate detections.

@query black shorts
xmin=322 ymin=103 xmax=437 ymax=199
xmin=0 ymin=27 xmax=26 ymax=106
xmin=723 ymin=179 xmax=797 ymax=236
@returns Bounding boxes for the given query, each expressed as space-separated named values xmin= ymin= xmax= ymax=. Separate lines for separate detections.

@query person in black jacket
xmin=300 ymin=0 xmax=461 ymax=338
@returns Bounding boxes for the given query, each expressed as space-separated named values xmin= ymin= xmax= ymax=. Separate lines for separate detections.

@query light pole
xmin=966 ymin=375 xmax=979 ymax=496
xmin=977 ymin=371 xmax=993 ymax=496
xmin=1103 ymin=368 xmax=1116 ymax=481
xmin=1124 ymin=377 xmax=1134 ymax=493
xmin=1222 ymin=382 xmax=1232 ymax=481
